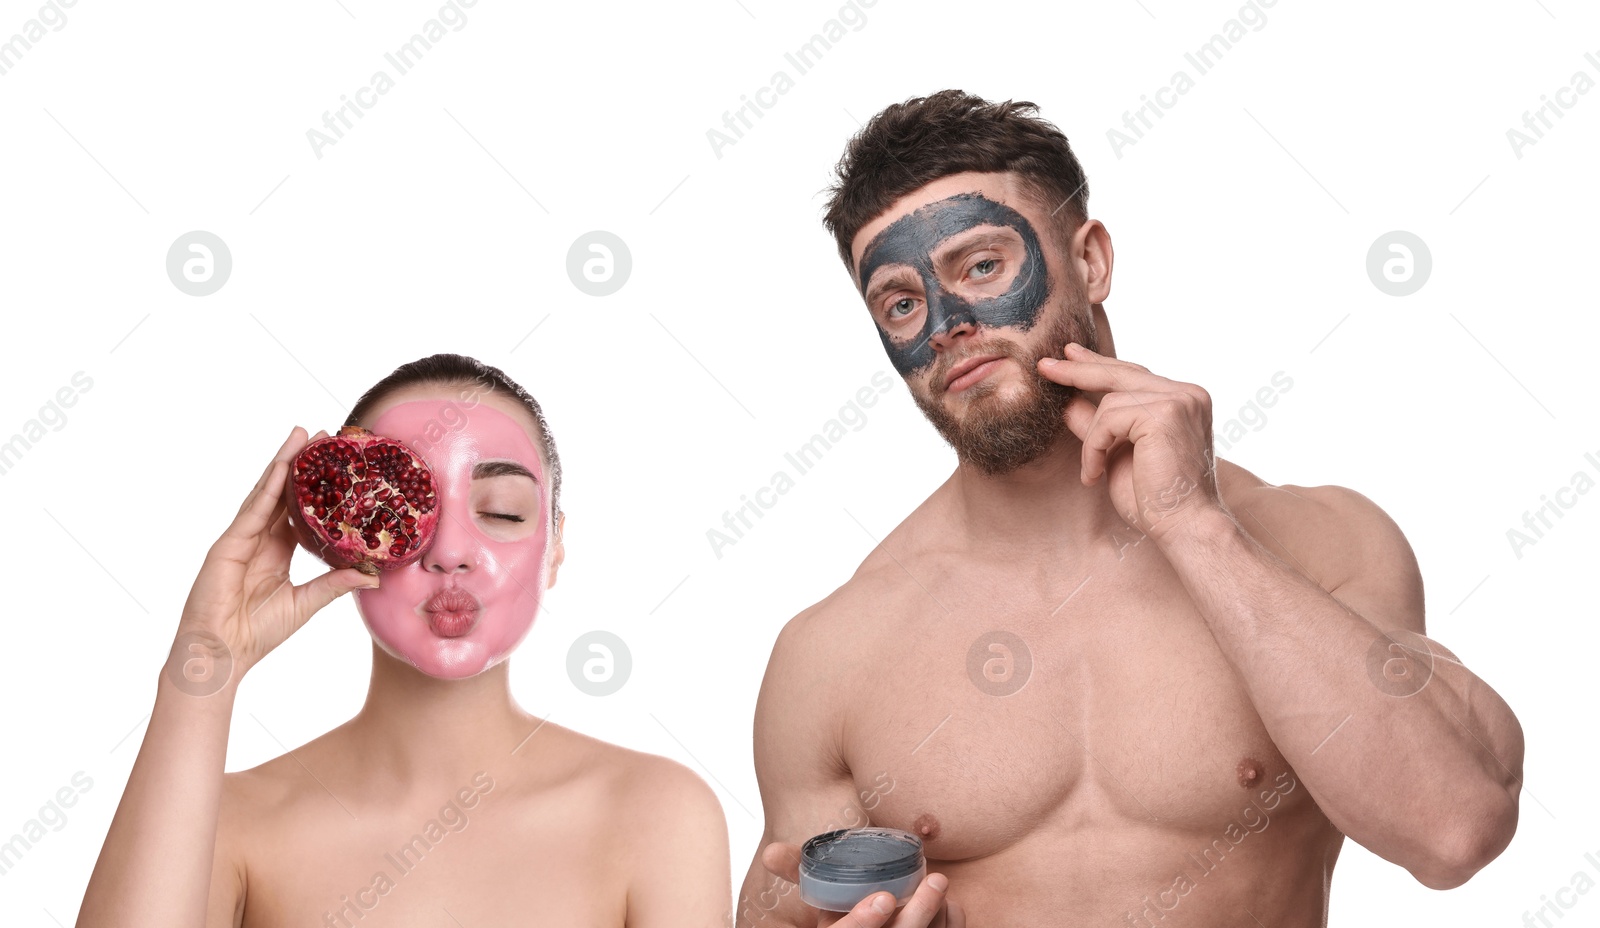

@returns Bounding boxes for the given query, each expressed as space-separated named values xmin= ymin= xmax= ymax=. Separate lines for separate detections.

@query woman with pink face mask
xmin=78 ymin=354 xmax=733 ymax=928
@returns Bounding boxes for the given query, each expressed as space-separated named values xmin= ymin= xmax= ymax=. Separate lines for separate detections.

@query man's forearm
xmin=1153 ymin=508 xmax=1523 ymax=888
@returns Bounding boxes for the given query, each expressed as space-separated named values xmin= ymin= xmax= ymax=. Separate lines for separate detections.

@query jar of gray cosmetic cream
xmin=798 ymin=827 xmax=926 ymax=913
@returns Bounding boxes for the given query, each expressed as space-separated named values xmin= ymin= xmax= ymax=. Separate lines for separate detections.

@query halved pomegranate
xmin=285 ymin=426 xmax=439 ymax=575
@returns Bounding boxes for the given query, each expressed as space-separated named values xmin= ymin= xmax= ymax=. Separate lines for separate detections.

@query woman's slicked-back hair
xmin=344 ymin=353 xmax=563 ymax=519
xmin=822 ymin=89 xmax=1091 ymax=277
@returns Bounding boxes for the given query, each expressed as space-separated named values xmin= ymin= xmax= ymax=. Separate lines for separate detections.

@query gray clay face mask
xmin=856 ymin=192 xmax=1053 ymax=375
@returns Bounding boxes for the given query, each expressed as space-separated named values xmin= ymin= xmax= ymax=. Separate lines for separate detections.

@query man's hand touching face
xmin=1039 ymin=342 xmax=1228 ymax=544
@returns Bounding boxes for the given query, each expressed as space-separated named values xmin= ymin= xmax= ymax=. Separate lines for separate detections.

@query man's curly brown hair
xmin=822 ymin=89 xmax=1092 ymax=281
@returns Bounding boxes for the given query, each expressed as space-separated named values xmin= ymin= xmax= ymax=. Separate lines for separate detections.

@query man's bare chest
xmin=836 ymin=546 xmax=1314 ymax=862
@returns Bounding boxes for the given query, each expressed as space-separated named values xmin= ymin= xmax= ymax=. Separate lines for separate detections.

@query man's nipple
xmin=1236 ymin=757 xmax=1264 ymax=789
xmin=912 ymin=812 xmax=941 ymax=841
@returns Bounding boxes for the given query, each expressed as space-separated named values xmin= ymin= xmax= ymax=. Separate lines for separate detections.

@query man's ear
xmin=547 ymin=511 xmax=567 ymax=588
xmin=1073 ymin=218 xmax=1114 ymax=306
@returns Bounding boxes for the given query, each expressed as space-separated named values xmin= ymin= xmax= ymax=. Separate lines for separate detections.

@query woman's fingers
xmin=291 ymin=567 xmax=379 ymax=626
xmin=222 ymin=458 xmax=290 ymax=550
xmin=267 ymin=490 xmax=297 ymax=543
xmin=228 ymin=428 xmax=304 ymax=531
xmin=182 ymin=427 xmax=360 ymax=675
xmin=236 ymin=428 xmax=302 ymax=516
xmin=210 ymin=430 xmax=307 ymax=570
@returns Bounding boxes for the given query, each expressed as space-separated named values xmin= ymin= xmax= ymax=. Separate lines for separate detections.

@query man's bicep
xmin=1300 ymin=484 xmax=1427 ymax=635
xmin=753 ymin=610 xmax=877 ymax=831
xmin=739 ymin=614 xmax=872 ymax=926
xmin=1248 ymin=483 xmax=1426 ymax=635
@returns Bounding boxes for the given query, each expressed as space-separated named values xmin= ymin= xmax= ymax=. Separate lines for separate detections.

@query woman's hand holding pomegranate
xmin=173 ymin=426 xmax=378 ymax=685
xmin=80 ymin=428 xmax=382 ymax=928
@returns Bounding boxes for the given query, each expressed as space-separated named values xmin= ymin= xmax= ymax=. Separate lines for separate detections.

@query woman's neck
xmin=342 ymin=642 xmax=542 ymax=794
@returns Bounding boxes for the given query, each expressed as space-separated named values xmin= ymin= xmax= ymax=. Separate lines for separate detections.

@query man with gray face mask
xmin=738 ymin=89 xmax=1523 ymax=927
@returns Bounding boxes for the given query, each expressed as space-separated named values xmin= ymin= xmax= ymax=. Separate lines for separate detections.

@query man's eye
xmin=970 ymin=258 xmax=998 ymax=278
xmin=887 ymin=297 xmax=918 ymax=318
xmin=483 ymin=512 xmax=525 ymax=522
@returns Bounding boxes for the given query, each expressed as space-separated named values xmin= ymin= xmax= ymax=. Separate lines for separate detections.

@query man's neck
xmin=939 ymin=433 xmax=1129 ymax=558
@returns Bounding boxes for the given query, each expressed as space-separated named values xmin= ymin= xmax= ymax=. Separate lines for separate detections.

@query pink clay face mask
xmin=352 ymin=400 xmax=552 ymax=679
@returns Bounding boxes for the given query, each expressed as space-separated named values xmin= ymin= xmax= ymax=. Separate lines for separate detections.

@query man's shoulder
xmin=1215 ymin=457 xmax=1416 ymax=598
xmin=773 ymin=555 xmax=918 ymax=656
xmin=768 ymin=486 xmax=960 ymax=676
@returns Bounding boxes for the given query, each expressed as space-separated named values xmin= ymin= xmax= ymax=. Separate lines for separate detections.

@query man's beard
xmin=910 ymin=305 xmax=1097 ymax=477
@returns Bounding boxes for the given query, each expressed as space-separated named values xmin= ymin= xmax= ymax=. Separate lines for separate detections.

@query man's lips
xmin=424 ymin=588 xmax=480 ymax=638
xmin=943 ymin=354 xmax=1007 ymax=393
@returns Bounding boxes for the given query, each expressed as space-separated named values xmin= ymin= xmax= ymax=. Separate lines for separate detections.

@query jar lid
xmin=800 ymin=827 xmax=925 ymax=884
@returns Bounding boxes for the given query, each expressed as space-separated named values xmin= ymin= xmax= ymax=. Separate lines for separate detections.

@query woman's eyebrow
xmin=472 ymin=460 xmax=538 ymax=481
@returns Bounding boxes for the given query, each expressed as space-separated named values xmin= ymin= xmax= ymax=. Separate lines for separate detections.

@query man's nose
xmin=926 ymin=289 xmax=978 ymax=352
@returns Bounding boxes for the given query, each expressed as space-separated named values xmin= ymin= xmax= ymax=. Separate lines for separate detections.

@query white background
xmin=1 ymin=0 xmax=1595 ymax=924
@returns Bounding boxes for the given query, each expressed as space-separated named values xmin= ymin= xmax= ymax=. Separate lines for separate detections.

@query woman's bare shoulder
xmin=219 ymin=725 xmax=355 ymax=807
xmin=213 ymin=717 xmax=725 ymax=845
xmin=529 ymin=723 xmax=722 ymax=813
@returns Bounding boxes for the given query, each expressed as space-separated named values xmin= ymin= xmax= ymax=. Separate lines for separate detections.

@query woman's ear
xmin=547 ymin=511 xmax=567 ymax=588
